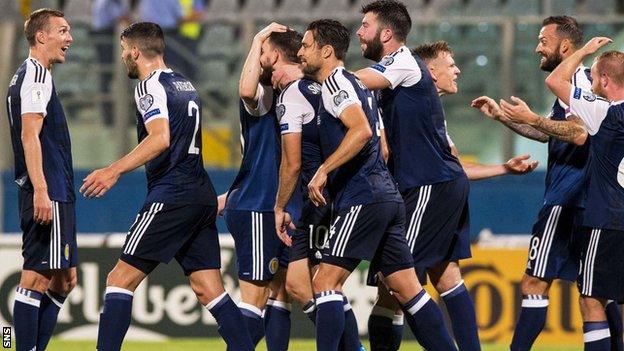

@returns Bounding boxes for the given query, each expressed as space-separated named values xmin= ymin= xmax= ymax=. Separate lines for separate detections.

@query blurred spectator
xmin=138 ymin=0 xmax=205 ymax=80
xmin=91 ymin=0 xmax=130 ymax=126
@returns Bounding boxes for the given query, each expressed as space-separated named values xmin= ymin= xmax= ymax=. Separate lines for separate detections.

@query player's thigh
xmin=19 ymin=269 xmax=52 ymax=292
xmin=188 ymin=269 xmax=226 ymax=305
xmin=285 ymin=258 xmax=314 ymax=304
xmin=312 ymin=262 xmax=353 ymax=292
xmin=239 ymin=279 xmax=271 ymax=308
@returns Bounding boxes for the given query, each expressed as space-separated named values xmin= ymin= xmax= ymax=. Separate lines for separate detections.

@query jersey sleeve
xmin=20 ymin=61 xmax=52 ymax=117
xmin=569 ymin=87 xmax=611 ymax=135
xmin=243 ymin=84 xmax=274 ymax=116
xmin=135 ymin=76 xmax=169 ymax=125
xmin=367 ymin=48 xmax=422 ymax=89
xmin=278 ymin=84 xmax=315 ymax=135
xmin=561 ymin=67 xmax=595 ymax=119
xmin=322 ymin=72 xmax=361 ymax=118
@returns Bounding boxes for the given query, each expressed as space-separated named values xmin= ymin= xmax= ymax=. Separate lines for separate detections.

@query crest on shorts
xmin=276 ymin=104 xmax=286 ymax=119
xmin=381 ymin=56 xmax=394 ymax=66
xmin=583 ymin=92 xmax=597 ymax=102
xmin=333 ymin=90 xmax=349 ymax=107
xmin=139 ymin=94 xmax=154 ymax=111
xmin=64 ymin=244 xmax=70 ymax=260
xmin=269 ymin=257 xmax=279 ymax=274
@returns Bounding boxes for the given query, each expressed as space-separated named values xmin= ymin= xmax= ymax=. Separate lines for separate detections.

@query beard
xmin=361 ymin=31 xmax=384 ymax=61
xmin=124 ymin=55 xmax=139 ymax=79
xmin=259 ymin=68 xmax=273 ymax=86
xmin=540 ymin=48 xmax=563 ymax=72
xmin=302 ymin=62 xmax=320 ymax=76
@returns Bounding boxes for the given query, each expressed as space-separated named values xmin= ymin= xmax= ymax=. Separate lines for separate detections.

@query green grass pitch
xmin=41 ymin=338 xmax=582 ymax=350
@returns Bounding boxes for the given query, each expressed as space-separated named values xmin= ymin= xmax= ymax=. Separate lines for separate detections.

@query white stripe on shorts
xmin=124 ymin=203 xmax=164 ymax=255
xmin=406 ymin=185 xmax=431 ymax=252
xmin=533 ymin=206 xmax=562 ymax=278
xmin=582 ymin=229 xmax=601 ymax=296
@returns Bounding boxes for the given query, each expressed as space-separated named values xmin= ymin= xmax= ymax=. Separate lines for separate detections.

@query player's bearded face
xmin=123 ymin=51 xmax=139 ymax=79
xmin=539 ymin=43 xmax=563 ymax=72
xmin=360 ymin=28 xmax=384 ymax=62
xmin=259 ymin=68 xmax=273 ymax=86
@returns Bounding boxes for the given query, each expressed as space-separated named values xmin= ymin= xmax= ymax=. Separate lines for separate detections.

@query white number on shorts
xmin=528 ymin=236 xmax=540 ymax=261
xmin=308 ymin=225 xmax=329 ymax=250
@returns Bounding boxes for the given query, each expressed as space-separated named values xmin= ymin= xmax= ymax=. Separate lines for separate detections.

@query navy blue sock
xmin=368 ymin=305 xmax=403 ymax=351
xmin=510 ymin=295 xmax=549 ymax=351
xmin=606 ymin=301 xmax=623 ymax=351
xmin=584 ymin=321 xmax=611 ymax=351
xmin=264 ymin=299 xmax=291 ymax=351
xmin=207 ymin=292 xmax=254 ymax=351
xmin=441 ymin=282 xmax=480 ymax=351
xmin=239 ymin=302 xmax=265 ymax=345
xmin=316 ymin=290 xmax=345 ymax=351
xmin=96 ymin=287 xmax=134 ymax=351
xmin=303 ymin=299 xmax=317 ymax=324
xmin=340 ymin=297 xmax=363 ymax=351
xmin=402 ymin=290 xmax=457 ymax=351
xmin=13 ymin=287 xmax=42 ymax=351
xmin=37 ymin=290 xmax=67 ymax=350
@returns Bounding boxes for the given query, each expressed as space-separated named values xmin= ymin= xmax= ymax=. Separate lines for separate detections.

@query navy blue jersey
xmin=6 ymin=58 xmax=74 ymax=202
xmin=370 ymin=46 xmax=464 ymax=191
xmin=225 ymin=85 xmax=281 ymax=212
xmin=277 ymin=78 xmax=324 ymax=225
xmin=134 ymin=69 xmax=216 ymax=205
xmin=543 ymin=67 xmax=592 ymax=207
xmin=569 ymin=87 xmax=624 ymax=231
xmin=318 ymin=67 xmax=401 ymax=212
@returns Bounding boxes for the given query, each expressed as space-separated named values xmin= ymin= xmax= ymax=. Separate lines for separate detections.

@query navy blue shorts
xmin=323 ymin=201 xmax=413 ymax=277
xmin=224 ymin=210 xmax=285 ymax=281
xmin=120 ymin=202 xmax=221 ymax=276
xmin=405 ymin=176 xmax=471 ymax=271
xmin=577 ymin=227 xmax=624 ymax=301
xmin=19 ymin=190 xmax=77 ymax=270
xmin=525 ymin=205 xmax=582 ymax=281
xmin=290 ymin=203 xmax=332 ymax=266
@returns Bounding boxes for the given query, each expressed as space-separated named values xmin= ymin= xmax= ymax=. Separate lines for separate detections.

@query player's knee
xmin=19 ymin=271 xmax=51 ymax=293
xmin=285 ymin=278 xmax=307 ymax=304
xmin=312 ymin=274 xmax=338 ymax=293
xmin=579 ymin=296 xmax=606 ymax=320
xmin=520 ymin=274 xmax=550 ymax=295
xmin=56 ymin=273 xmax=77 ymax=295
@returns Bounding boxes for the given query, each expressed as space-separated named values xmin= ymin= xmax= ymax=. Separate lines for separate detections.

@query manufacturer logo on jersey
xmin=276 ymin=104 xmax=286 ymax=119
xmin=139 ymin=94 xmax=154 ymax=111
xmin=333 ymin=90 xmax=349 ymax=106
xmin=268 ymin=257 xmax=279 ymax=274
xmin=381 ymin=56 xmax=394 ymax=66
xmin=583 ymin=92 xmax=597 ymax=102
xmin=64 ymin=244 xmax=70 ymax=260
xmin=308 ymin=83 xmax=322 ymax=95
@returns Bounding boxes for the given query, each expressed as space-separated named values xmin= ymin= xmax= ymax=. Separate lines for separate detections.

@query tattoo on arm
xmin=500 ymin=119 xmax=549 ymax=143
xmin=533 ymin=115 xmax=587 ymax=143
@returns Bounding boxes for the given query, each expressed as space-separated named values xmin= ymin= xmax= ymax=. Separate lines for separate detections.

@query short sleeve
xmin=277 ymin=83 xmax=315 ymax=134
xmin=569 ymin=87 xmax=611 ymax=135
xmin=321 ymin=71 xmax=361 ymax=118
xmin=367 ymin=47 xmax=421 ymax=89
xmin=20 ymin=61 xmax=52 ymax=117
xmin=135 ymin=75 xmax=169 ymax=125
xmin=243 ymin=84 xmax=274 ymax=116
xmin=561 ymin=67 xmax=594 ymax=119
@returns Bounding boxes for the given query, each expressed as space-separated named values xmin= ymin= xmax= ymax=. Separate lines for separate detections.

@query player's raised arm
xmin=546 ymin=36 xmax=612 ymax=105
xmin=239 ymin=22 xmax=287 ymax=109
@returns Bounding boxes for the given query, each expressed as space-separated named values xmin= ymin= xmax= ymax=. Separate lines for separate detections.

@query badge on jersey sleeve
xmin=334 ymin=90 xmax=349 ymax=106
xmin=276 ymin=104 xmax=286 ymax=119
xmin=139 ymin=94 xmax=154 ymax=111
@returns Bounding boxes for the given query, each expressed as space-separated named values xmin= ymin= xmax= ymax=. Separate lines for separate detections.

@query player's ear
xmin=428 ymin=67 xmax=438 ymax=82
xmin=380 ymin=28 xmax=392 ymax=44
xmin=559 ymin=38 xmax=571 ymax=55
xmin=321 ymin=45 xmax=333 ymax=59
xmin=36 ymin=30 xmax=46 ymax=45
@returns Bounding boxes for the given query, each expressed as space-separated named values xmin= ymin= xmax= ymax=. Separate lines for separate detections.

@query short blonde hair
xmin=596 ymin=51 xmax=624 ymax=87
xmin=24 ymin=8 xmax=64 ymax=47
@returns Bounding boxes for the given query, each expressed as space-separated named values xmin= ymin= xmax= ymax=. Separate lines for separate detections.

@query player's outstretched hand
xmin=500 ymin=96 xmax=537 ymax=124
xmin=504 ymin=154 xmax=539 ymax=175
xmin=471 ymin=96 xmax=504 ymax=120
xmin=272 ymin=64 xmax=303 ymax=90
xmin=80 ymin=166 xmax=121 ymax=198
xmin=33 ymin=188 xmax=53 ymax=225
xmin=274 ymin=208 xmax=295 ymax=246
xmin=254 ymin=22 xmax=288 ymax=44
xmin=308 ymin=168 xmax=328 ymax=207
xmin=582 ymin=37 xmax=612 ymax=55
